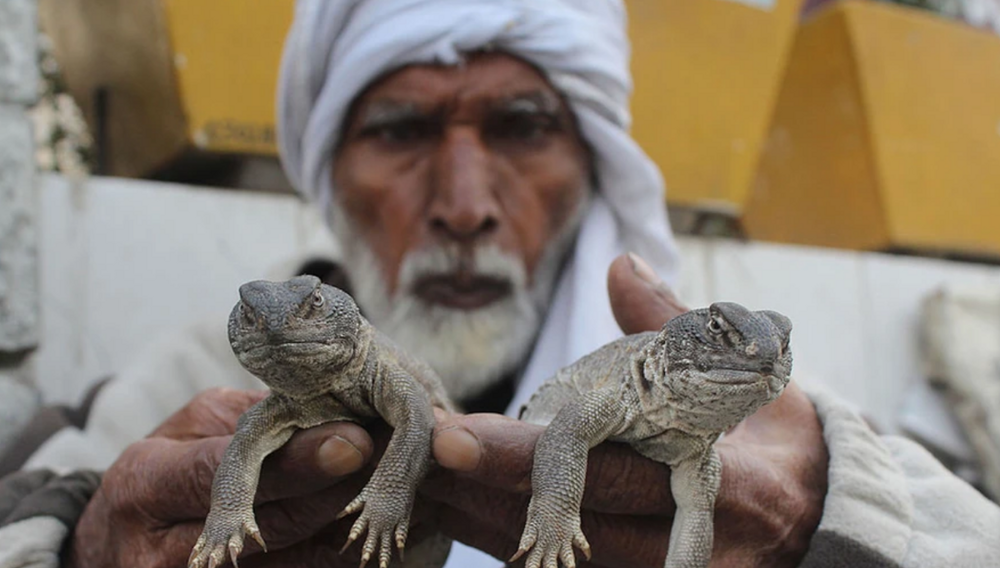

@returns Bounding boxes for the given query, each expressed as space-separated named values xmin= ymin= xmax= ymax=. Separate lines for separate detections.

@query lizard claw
xmin=513 ymin=496 xmax=589 ymax=568
xmin=509 ymin=530 xmax=536 ymax=563
xmin=338 ymin=484 xmax=413 ymax=568
xmin=229 ymin=541 xmax=242 ymax=568
xmin=188 ymin=514 xmax=265 ymax=568
xmin=246 ymin=523 xmax=267 ymax=553
xmin=573 ymin=532 xmax=592 ymax=561
xmin=340 ymin=515 xmax=367 ymax=555
xmin=357 ymin=513 xmax=395 ymax=568
xmin=336 ymin=505 xmax=355 ymax=521
xmin=188 ymin=534 xmax=207 ymax=567
xmin=395 ymin=524 xmax=408 ymax=557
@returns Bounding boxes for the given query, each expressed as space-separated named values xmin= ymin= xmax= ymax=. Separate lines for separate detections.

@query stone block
xmin=0 ymin=0 xmax=39 ymax=104
xmin=0 ymin=105 xmax=38 ymax=351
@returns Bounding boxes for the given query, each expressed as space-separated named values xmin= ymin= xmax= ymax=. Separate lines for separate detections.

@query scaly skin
xmin=188 ymin=275 xmax=455 ymax=568
xmin=515 ymin=302 xmax=793 ymax=568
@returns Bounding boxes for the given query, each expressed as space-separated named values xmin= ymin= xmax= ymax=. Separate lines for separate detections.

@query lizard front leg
xmin=338 ymin=367 xmax=436 ymax=568
xmin=664 ymin=447 xmax=722 ymax=568
xmin=512 ymin=387 xmax=631 ymax=568
xmin=188 ymin=394 xmax=299 ymax=568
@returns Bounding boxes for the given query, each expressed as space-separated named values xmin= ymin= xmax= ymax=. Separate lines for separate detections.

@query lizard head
xmin=228 ymin=275 xmax=362 ymax=396
xmin=651 ymin=302 xmax=793 ymax=430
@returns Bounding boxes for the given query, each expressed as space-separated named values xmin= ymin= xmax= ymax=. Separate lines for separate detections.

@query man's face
xmin=331 ymin=53 xmax=591 ymax=400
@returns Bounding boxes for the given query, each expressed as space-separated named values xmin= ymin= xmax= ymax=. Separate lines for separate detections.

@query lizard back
xmin=519 ymin=331 xmax=656 ymax=426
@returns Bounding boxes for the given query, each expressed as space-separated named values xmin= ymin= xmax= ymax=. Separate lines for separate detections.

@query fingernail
xmin=628 ymin=252 xmax=662 ymax=286
xmin=433 ymin=426 xmax=482 ymax=472
xmin=317 ymin=435 xmax=365 ymax=476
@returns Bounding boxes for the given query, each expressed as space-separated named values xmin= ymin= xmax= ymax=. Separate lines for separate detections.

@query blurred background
xmin=2 ymin=0 xmax=1000 ymax=500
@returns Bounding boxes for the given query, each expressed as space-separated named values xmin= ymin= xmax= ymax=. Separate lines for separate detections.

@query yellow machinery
xmin=40 ymin=0 xmax=802 ymax=210
xmin=37 ymin=0 xmax=296 ymax=177
xmin=161 ymin=0 xmax=294 ymax=156
xmin=628 ymin=0 xmax=803 ymax=212
xmin=39 ymin=0 xmax=1000 ymax=257
xmin=744 ymin=1 xmax=1000 ymax=257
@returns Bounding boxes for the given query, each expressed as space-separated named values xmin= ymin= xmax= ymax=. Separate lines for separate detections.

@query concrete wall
xmin=35 ymin=175 xmax=336 ymax=404
xmin=34 ymin=174 xmax=1000 ymax=445
xmin=0 ymin=0 xmax=41 ymax=455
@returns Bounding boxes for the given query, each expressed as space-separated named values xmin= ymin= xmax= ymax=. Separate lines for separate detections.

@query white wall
xmin=36 ymin=174 xmax=337 ymax=404
xmin=35 ymin=174 xmax=1000 ymax=440
xmin=675 ymin=238 xmax=1000 ymax=439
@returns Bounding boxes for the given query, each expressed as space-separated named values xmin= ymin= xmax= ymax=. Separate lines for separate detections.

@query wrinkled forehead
xmin=339 ymin=52 xmax=574 ymax=136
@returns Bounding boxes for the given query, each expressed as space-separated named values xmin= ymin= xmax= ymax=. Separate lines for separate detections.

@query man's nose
xmin=428 ymin=130 xmax=500 ymax=243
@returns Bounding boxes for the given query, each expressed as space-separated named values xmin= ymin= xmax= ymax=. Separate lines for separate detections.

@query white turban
xmin=277 ymin=1 xmax=680 ymax=564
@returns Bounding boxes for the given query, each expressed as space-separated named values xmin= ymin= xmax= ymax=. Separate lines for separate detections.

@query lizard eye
xmin=312 ymin=290 xmax=325 ymax=308
xmin=707 ymin=317 xmax=723 ymax=335
xmin=239 ymin=302 xmax=254 ymax=325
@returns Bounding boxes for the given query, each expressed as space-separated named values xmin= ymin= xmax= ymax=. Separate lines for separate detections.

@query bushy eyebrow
xmin=490 ymin=91 xmax=563 ymax=115
xmin=351 ymin=89 xmax=569 ymax=137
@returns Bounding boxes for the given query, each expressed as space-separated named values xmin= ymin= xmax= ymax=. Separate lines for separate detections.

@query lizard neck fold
xmin=329 ymin=320 xmax=381 ymax=415
xmin=621 ymin=332 xmax=679 ymax=435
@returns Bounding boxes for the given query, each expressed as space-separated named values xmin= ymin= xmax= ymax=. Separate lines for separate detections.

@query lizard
xmin=188 ymin=275 xmax=455 ymax=568
xmin=512 ymin=302 xmax=793 ymax=568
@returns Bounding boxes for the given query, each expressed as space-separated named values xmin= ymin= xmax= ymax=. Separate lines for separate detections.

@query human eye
xmin=360 ymin=117 xmax=437 ymax=144
xmin=487 ymin=111 xmax=560 ymax=142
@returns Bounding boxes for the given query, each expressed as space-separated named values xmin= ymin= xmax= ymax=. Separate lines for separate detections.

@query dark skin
xmin=67 ymin=255 xmax=826 ymax=568
xmin=332 ymin=53 xmax=589 ymax=301
xmin=68 ymin=54 xmax=827 ymax=567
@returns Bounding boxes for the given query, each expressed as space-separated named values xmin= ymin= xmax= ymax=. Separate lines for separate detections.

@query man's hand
xmin=67 ymin=388 xmax=424 ymax=568
xmin=425 ymin=252 xmax=828 ymax=567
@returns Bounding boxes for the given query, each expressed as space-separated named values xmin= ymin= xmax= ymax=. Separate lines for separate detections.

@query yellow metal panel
xmin=626 ymin=0 xmax=803 ymax=209
xmin=164 ymin=0 xmax=803 ymax=198
xmin=39 ymin=0 xmax=189 ymax=177
xmin=162 ymin=0 xmax=294 ymax=155
xmin=746 ymin=0 xmax=1000 ymax=257
xmin=845 ymin=1 xmax=1000 ymax=256
xmin=743 ymin=5 xmax=888 ymax=250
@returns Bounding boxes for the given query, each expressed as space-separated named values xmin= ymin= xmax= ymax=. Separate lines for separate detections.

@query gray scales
xmin=188 ymin=275 xmax=454 ymax=568
xmin=514 ymin=302 xmax=793 ymax=568
xmin=188 ymin=275 xmax=793 ymax=568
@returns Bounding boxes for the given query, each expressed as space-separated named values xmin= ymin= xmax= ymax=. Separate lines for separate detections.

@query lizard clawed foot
xmin=188 ymin=512 xmax=266 ymax=568
xmin=337 ymin=485 xmax=412 ymax=568
xmin=510 ymin=499 xmax=590 ymax=568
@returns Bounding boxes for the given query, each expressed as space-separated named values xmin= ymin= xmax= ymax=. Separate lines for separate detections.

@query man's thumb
xmin=607 ymin=253 xmax=689 ymax=335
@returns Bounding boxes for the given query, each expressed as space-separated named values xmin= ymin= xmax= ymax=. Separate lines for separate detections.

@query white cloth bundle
xmin=277 ymin=3 xmax=680 ymax=562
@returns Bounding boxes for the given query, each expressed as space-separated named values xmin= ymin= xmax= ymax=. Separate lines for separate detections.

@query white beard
xmin=328 ymin=197 xmax=586 ymax=402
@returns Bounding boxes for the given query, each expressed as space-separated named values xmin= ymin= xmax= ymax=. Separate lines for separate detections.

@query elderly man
xmin=2 ymin=1 xmax=998 ymax=567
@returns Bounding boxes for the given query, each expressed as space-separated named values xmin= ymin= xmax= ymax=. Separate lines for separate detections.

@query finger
xmin=716 ymin=381 xmax=827 ymax=544
xmin=260 ymin=422 xmax=376 ymax=494
xmin=150 ymin=388 xmax=270 ymax=440
xmin=726 ymin=382 xmax=819 ymax=446
xmin=432 ymin=413 xmax=537 ymax=491
xmin=430 ymin=413 xmax=675 ymax=515
xmin=607 ymin=253 xmax=689 ymax=335
xmin=122 ymin=421 xmax=375 ymax=521
xmin=721 ymin=382 xmax=827 ymax=484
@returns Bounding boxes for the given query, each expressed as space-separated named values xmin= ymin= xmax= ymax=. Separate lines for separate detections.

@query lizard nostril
xmin=760 ymin=362 xmax=774 ymax=374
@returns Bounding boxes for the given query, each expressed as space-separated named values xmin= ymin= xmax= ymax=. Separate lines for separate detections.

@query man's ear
xmin=607 ymin=253 xmax=689 ymax=335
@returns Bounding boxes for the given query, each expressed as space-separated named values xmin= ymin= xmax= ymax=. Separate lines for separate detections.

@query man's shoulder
xmin=25 ymin=316 xmax=262 ymax=471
